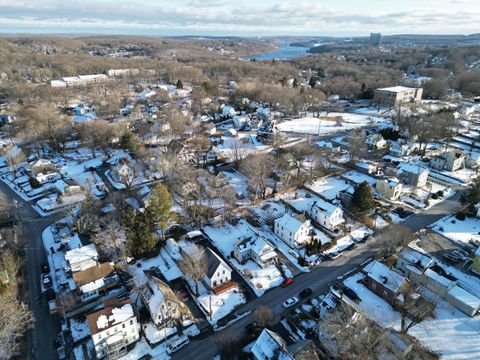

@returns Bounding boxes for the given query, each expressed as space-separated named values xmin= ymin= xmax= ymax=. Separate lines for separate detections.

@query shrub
xmin=437 ymin=190 xmax=444 ymax=197
xmin=29 ymin=177 xmax=41 ymax=189
xmin=431 ymin=193 xmax=439 ymax=200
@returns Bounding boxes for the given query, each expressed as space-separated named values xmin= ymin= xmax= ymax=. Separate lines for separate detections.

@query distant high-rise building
xmin=370 ymin=32 xmax=383 ymax=46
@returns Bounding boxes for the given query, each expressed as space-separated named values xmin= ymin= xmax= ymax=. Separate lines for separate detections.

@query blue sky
xmin=0 ymin=0 xmax=478 ymax=36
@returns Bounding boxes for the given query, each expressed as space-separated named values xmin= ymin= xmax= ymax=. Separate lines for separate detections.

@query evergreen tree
xmin=351 ymin=182 xmax=376 ymax=215
xmin=119 ymin=131 xmax=138 ymax=153
xmin=176 ymin=79 xmax=183 ymax=89
xmin=126 ymin=210 xmax=157 ymax=256
xmin=309 ymin=76 xmax=318 ymax=88
xmin=292 ymin=78 xmax=299 ymax=88
xmin=147 ymin=183 xmax=174 ymax=239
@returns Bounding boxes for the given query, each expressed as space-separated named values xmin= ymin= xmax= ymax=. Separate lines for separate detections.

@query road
xmin=0 ymin=180 xmax=58 ymax=360
xmin=173 ymin=188 xmax=466 ymax=360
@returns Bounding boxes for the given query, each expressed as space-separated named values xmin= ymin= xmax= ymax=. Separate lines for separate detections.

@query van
xmin=166 ymin=335 xmax=190 ymax=355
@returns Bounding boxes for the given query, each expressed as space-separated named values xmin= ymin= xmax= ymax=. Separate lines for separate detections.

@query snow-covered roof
xmin=311 ymin=197 xmax=340 ymax=216
xmin=397 ymin=162 xmax=428 ymax=175
xmin=365 ymin=260 xmax=407 ymax=293
xmin=64 ymin=244 xmax=98 ymax=265
xmin=251 ymin=329 xmax=292 ymax=360
xmin=87 ymin=300 xmax=135 ymax=335
xmin=377 ymin=86 xmax=417 ymax=93
xmin=237 ymin=230 xmax=275 ymax=256
xmin=275 ymin=213 xmax=307 ymax=235
xmin=424 ymin=268 xmax=454 ymax=287
xmin=399 ymin=247 xmax=432 ymax=269
xmin=448 ymin=285 xmax=480 ymax=309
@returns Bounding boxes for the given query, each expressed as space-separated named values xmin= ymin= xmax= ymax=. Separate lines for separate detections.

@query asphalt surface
xmin=173 ymin=188 xmax=466 ymax=360
xmin=0 ymin=180 xmax=58 ymax=360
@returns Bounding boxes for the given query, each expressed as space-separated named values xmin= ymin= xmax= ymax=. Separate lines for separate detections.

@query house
xmin=29 ymin=159 xmax=58 ymax=176
xmin=396 ymin=163 xmax=429 ymax=187
xmin=308 ymin=199 xmax=344 ymax=231
xmin=363 ymin=260 xmax=408 ymax=304
xmin=87 ymin=299 xmax=140 ymax=359
xmin=274 ymin=213 xmax=312 ymax=248
xmin=388 ymin=140 xmax=417 ymax=157
xmin=204 ymin=247 xmax=233 ymax=292
xmin=234 ymin=231 xmax=278 ymax=268
xmin=64 ymin=244 xmax=99 ymax=273
xmin=376 ymin=178 xmax=403 ymax=200
xmin=366 ymin=133 xmax=386 ymax=149
xmin=141 ymin=271 xmax=192 ymax=328
xmin=221 ymin=106 xmax=236 ymax=119
xmin=374 ymin=86 xmax=423 ymax=107
xmin=72 ymin=262 xmax=119 ymax=303
xmin=396 ymin=247 xmax=434 ymax=275
xmin=429 ymin=152 xmax=464 ymax=172
xmin=251 ymin=328 xmax=293 ymax=360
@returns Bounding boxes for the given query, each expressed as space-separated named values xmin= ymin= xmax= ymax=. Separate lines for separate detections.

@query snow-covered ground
xmin=118 ymin=338 xmax=169 ymax=360
xmin=306 ymin=176 xmax=353 ymax=200
xmin=143 ymin=323 xmax=177 ymax=344
xmin=197 ymin=288 xmax=246 ymax=326
xmin=219 ymin=170 xmax=250 ymax=204
xmin=344 ymin=271 xmax=480 ymax=359
xmin=341 ymin=170 xmax=377 ymax=186
xmin=69 ymin=318 xmax=91 ymax=342
xmin=214 ymin=133 xmax=269 ymax=161
xmin=431 ymin=216 xmax=480 ymax=246
xmin=276 ymin=112 xmax=389 ymax=135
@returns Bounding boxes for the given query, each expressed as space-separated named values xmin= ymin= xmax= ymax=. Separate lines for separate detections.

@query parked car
xmin=342 ymin=288 xmax=360 ymax=301
xmin=166 ymin=335 xmax=190 ymax=355
xmin=328 ymin=252 xmax=343 ymax=260
xmin=299 ymin=288 xmax=312 ymax=299
xmin=56 ymin=346 xmax=66 ymax=360
xmin=281 ymin=277 xmax=294 ymax=288
xmin=42 ymin=274 xmax=52 ymax=290
xmin=48 ymin=299 xmax=57 ymax=314
xmin=288 ymin=249 xmax=299 ymax=258
xmin=283 ymin=297 xmax=299 ymax=308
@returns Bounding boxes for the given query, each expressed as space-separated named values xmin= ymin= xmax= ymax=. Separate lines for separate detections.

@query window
xmin=122 ymin=324 xmax=126 ymax=329
xmin=223 ymin=270 xmax=225 ymax=274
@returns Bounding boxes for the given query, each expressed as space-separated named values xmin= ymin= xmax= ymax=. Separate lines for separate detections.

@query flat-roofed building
xmin=374 ymin=86 xmax=423 ymax=107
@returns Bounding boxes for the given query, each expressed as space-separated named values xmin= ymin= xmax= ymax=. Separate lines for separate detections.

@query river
xmin=241 ymin=43 xmax=310 ymax=61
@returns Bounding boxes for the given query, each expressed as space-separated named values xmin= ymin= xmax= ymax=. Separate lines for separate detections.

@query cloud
xmin=0 ymin=0 xmax=479 ymax=35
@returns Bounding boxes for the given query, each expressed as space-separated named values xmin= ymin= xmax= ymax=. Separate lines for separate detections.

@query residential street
xmin=0 ymin=181 xmax=58 ymax=360
xmin=173 ymin=188 xmax=466 ymax=360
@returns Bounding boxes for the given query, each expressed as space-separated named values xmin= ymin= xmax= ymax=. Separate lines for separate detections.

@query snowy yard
xmin=276 ymin=113 xmax=389 ymax=135
xmin=431 ymin=216 xmax=480 ymax=246
xmin=306 ymin=176 xmax=353 ymax=200
xmin=197 ymin=288 xmax=246 ymax=326
xmin=344 ymin=271 xmax=480 ymax=360
xmin=118 ymin=338 xmax=169 ymax=360
xmin=214 ymin=133 xmax=269 ymax=161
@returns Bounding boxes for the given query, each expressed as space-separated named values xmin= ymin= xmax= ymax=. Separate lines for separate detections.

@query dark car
xmin=299 ymin=288 xmax=312 ymax=299
xmin=281 ymin=277 xmax=294 ymax=288
xmin=343 ymin=288 xmax=360 ymax=301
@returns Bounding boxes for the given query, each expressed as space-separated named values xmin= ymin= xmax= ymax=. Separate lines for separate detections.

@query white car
xmin=283 ymin=297 xmax=299 ymax=308
xmin=166 ymin=335 xmax=190 ymax=355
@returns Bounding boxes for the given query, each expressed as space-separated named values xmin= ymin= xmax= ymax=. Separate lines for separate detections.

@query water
xmin=242 ymin=43 xmax=310 ymax=61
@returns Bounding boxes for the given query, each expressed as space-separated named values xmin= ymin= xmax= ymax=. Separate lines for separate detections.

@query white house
xmin=204 ymin=247 xmax=232 ymax=290
xmin=141 ymin=271 xmax=192 ymax=329
xmin=308 ymin=199 xmax=344 ymax=231
xmin=87 ymin=300 xmax=140 ymax=360
xmin=396 ymin=163 xmax=429 ymax=188
xmin=274 ymin=213 xmax=312 ymax=248
xmin=376 ymin=178 xmax=403 ymax=201
xmin=234 ymin=231 xmax=278 ymax=268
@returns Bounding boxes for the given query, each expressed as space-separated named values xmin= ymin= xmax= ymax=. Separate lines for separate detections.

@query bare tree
xmin=178 ymin=245 xmax=208 ymax=296
xmin=74 ymin=194 xmax=100 ymax=234
xmin=377 ymin=224 xmax=414 ymax=256
xmin=1 ymin=147 xmax=25 ymax=179
xmin=253 ymin=305 xmax=274 ymax=327
xmin=0 ymin=191 xmax=11 ymax=223
xmin=240 ymin=154 xmax=273 ymax=201
xmin=213 ymin=330 xmax=242 ymax=359
xmin=0 ymin=251 xmax=34 ymax=359
xmin=92 ymin=220 xmax=127 ymax=265
xmin=397 ymin=281 xmax=436 ymax=334
xmin=320 ymin=303 xmax=381 ymax=359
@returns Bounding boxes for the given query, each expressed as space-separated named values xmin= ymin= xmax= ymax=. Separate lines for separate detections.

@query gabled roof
xmin=65 ymin=244 xmax=98 ymax=265
xmin=251 ymin=328 xmax=292 ymax=360
xmin=275 ymin=213 xmax=306 ymax=235
xmin=143 ymin=271 xmax=183 ymax=316
xmin=73 ymin=262 xmax=115 ymax=287
xmin=205 ymin=247 xmax=231 ymax=278
xmin=87 ymin=299 xmax=135 ymax=335
xmin=364 ymin=260 xmax=407 ymax=293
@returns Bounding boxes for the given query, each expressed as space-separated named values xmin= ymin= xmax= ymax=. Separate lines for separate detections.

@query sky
xmin=0 ymin=0 xmax=479 ymax=37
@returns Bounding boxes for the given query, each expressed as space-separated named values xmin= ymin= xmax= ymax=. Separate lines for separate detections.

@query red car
xmin=281 ymin=277 xmax=294 ymax=288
